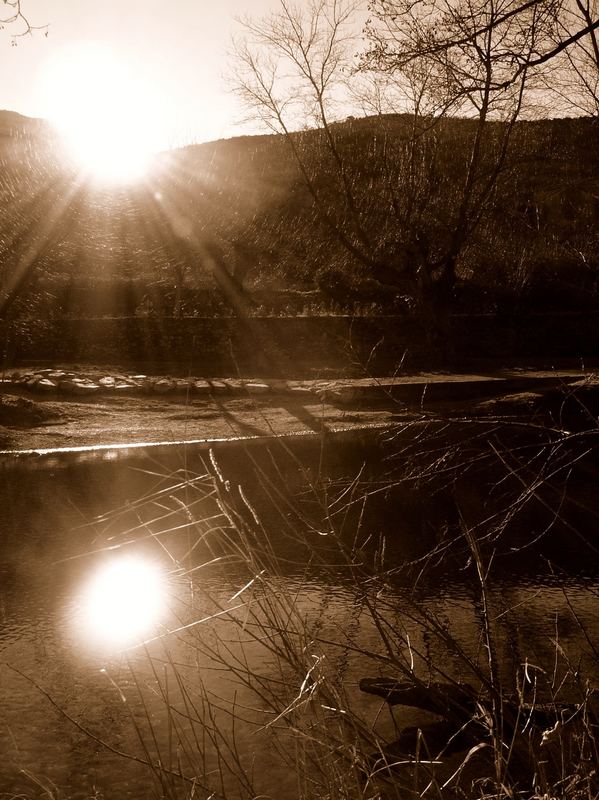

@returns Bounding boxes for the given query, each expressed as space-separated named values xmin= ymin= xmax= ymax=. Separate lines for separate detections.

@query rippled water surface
xmin=1 ymin=432 xmax=598 ymax=798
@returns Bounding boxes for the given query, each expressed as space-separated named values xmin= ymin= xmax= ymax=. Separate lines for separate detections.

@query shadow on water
xmin=0 ymin=423 xmax=598 ymax=798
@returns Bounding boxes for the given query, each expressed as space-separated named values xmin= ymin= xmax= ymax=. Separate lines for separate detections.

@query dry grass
xmin=12 ymin=411 xmax=599 ymax=799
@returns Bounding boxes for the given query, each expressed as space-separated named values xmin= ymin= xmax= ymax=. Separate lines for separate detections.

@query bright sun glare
xmin=41 ymin=43 xmax=162 ymax=184
xmin=80 ymin=556 xmax=166 ymax=647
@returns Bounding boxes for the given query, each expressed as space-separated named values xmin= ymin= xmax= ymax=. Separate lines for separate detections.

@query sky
xmin=0 ymin=0 xmax=281 ymax=147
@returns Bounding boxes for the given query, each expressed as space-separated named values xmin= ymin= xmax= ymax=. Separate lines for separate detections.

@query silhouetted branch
xmin=1 ymin=0 xmax=48 ymax=41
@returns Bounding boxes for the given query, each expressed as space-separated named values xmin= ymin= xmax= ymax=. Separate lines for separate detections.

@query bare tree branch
xmin=1 ymin=0 xmax=48 ymax=41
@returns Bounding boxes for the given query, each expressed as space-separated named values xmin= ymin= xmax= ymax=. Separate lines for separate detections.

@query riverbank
xmin=1 ymin=363 xmax=597 ymax=452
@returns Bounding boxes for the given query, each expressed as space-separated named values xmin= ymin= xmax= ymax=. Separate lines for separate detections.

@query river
xmin=1 ymin=426 xmax=597 ymax=798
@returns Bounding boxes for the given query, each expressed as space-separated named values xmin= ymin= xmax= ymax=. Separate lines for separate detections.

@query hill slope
xmin=0 ymin=111 xmax=597 ymax=317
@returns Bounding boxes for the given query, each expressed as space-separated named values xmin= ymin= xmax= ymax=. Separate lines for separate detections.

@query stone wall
xmin=1 ymin=313 xmax=598 ymax=375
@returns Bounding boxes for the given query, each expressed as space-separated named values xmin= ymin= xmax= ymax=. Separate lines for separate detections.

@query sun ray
xmin=0 ymin=171 xmax=85 ymax=317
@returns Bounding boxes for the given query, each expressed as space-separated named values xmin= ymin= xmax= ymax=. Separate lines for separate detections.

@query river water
xmin=0 ymin=427 xmax=598 ymax=798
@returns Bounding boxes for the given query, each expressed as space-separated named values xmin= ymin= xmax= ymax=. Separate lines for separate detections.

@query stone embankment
xmin=1 ymin=365 xmax=594 ymax=407
xmin=0 ymin=368 xmax=308 ymax=399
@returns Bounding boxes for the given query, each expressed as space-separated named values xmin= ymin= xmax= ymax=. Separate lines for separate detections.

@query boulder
xmin=58 ymin=379 xmax=77 ymax=394
xmin=359 ymin=678 xmax=478 ymax=716
xmin=154 ymin=379 xmax=174 ymax=394
xmin=37 ymin=378 xmax=57 ymax=392
xmin=332 ymin=387 xmax=359 ymax=405
xmin=73 ymin=383 xmax=100 ymax=395
xmin=245 ymin=382 xmax=270 ymax=395
xmin=62 ymin=378 xmax=99 ymax=395
xmin=194 ymin=380 xmax=212 ymax=395
xmin=209 ymin=381 xmax=230 ymax=395
xmin=289 ymin=385 xmax=312 ymax=398
xmin=141 ymin=379 xmax=157 ymax=393
xmin=0 ymin=395 xmax=58 ymax=426
xmin=268 ymin=380 xmax=290 ymax=394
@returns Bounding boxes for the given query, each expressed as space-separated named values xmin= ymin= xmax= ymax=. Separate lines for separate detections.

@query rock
xmin=26 ymin=377 xmax=41 ymax=389
xmin=37 ymin=378 xmax=57 ymax=392
xmin=209 ymin=381 xmax=230 ymax=395
xmin=245 ymin=382 xmax=270 ymax=394
xmin=373 ymin=719 xmax=480 ymax=762
xmin=359 ymin=678 xmax=478 ymax=716
xmin=289 ymin=385 xmax=312 ymax=397
xmin=174 ymin=379 xmax=192 ymax=393
xmin=58 ymin=379 xmax=77 ymax=394
xmin=48 ymin=371 xmax=67 ymax=380
xmin=193 ymin=380 xmax=211 ymax=395
xmin=61 ymin=378 xmax=99 ymax=395
xmin=332 ymin=387 xmax=359 ymax=404
xmin=73 ymin=383 xmax=100 ymax=395
xmin=99 ymin=376 xmax=116 ymax=387
xmin=129 ymin=374 xmax=147 ymax=380
xmin=0 ymin=395 xmax=58 ymax=426
xmin=114 ymin=382 xmax=136 ymax=392
xmin=223 ymin=379 xmax=243 ymax=393
xmin=268 ymin=380 xmax=290 ymax=394
xmin=141 ymin=379 xmax=156 ymax=393
xmin=154 ymin=379 xmax=173 ymax=394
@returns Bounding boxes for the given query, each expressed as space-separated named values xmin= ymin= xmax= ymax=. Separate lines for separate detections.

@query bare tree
xmin=232 ymin=0 xmax=596 ymax=358
xmin=364 ymin=0 xmax=599 ymax=81
xmin=544 ymin=0 xmax=599 ymax=114
xmin=232 ymin=0 xmax=465 ymax=308
xmin=232 ymin=0 xmax=382 ymax=273
xmin=362 ymin=0 xmax=560 ymax=301
xmin=1 ymin=0 xmax=47 ymax=42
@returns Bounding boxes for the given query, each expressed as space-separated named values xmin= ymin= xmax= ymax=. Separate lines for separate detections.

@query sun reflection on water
xmin=79 ymin=556 xmax=166 ymax=648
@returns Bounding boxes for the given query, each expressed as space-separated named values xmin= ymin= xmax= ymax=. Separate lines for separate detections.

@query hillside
xmin=0 ymin=110 xmax=597 ymax=318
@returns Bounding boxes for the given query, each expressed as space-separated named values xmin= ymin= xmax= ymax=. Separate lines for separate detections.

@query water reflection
xmin=76 ymin=556 xmax=166 ymax=648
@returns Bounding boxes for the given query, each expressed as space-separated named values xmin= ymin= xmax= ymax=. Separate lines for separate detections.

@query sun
xmin=40 ymin=43 xmax=163 ymax=185
xmin=79 ymin=555 xmax=166 ymax=648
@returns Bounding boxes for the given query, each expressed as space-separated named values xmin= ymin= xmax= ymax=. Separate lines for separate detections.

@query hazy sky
xmin=1 ymin=0 xmax=280 ymax=146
